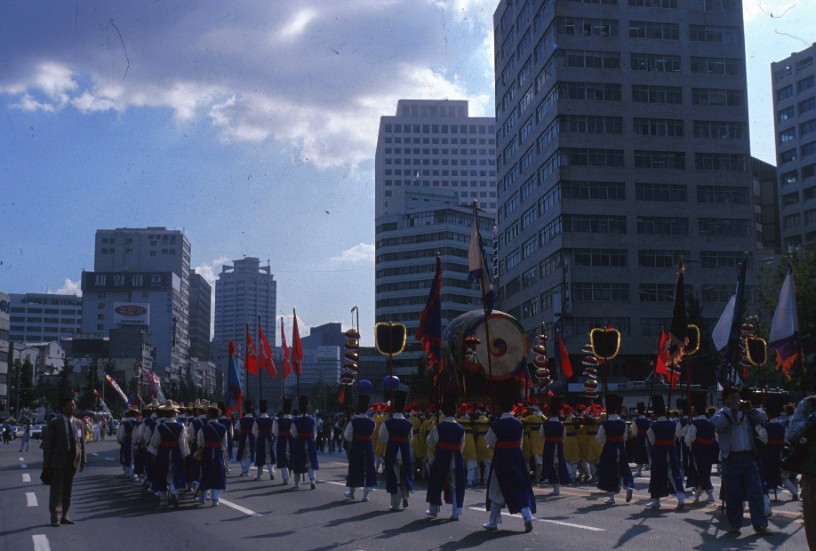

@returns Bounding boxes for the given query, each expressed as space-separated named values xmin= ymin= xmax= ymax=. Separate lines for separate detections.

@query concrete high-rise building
xmin=212 ymin=257 xmax=277 ymax=401
xmin=751 ymin=157 xmax=780 ymax=252
xmin=375 ymin=99 xmax=498 ymax=218
xmin=8 ymin=293 xmax=82 ymax=343
xmin=81 ymin=227 xmax=191 ymax=384
xmin=493 ymin=0 xmax=758 ymax=373
xmin=771 ymin=43 xmax=816 ymax=251
xmin=0 ymin=292 xmax=10 ymax=415
xmin=189 ymin=272 xmax=212 ymax=361
xmin=375 ymin=187 xmax=495 ymax=376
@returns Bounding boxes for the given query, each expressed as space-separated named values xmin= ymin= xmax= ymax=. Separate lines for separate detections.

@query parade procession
xmin=5 ymin=207 xmax=810 ymax=551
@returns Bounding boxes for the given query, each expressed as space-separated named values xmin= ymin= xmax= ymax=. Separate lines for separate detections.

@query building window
xmin=633 ymin=118 xmax=683 ymax=137
xmin=693 ymin=88 xmax=742 ymax=107
xmin=573 ymin=248 xmax=627 ymax=267
xmin=629 ymin=0 xmax=676 ymax=6
xmin=639 ymin=249 xmax=689 ymax=268
xmin=696 ymin=186 xmax=749 ymax=204
xmin=630 ymin=53 xmax=681 ymax=72
xmin=632 ymin=85 xmax=682 ymax=104
xmin=782 ymin=191 xmax=800 ymax=206
xmin=561 ymin=181 xmax=625 ymax=200
xmin=697 ymin=218 xmax=751 ymax=237
xmin=694 ymin=120 xmax=744 ymax=139
xmin=562 ymin=214 xmax=627 ymax=233
xmin=691 ymin=56 xmax=740 ymax=75
xmin=636 ymin=182 xmax=687 ymax=202
xmin=694 ymin=153 xmax=747 ymax=171
xmin=639 ymin=283 xmax=675 ymax=302
xmin=561 ymin=148 xmax=624 ymax=167
xmin=573 ymin=282 xmax=629 ymax=302
xmin=634 ymin=150 xmax=685 ymax=169
xmin=628 ymin=21 xmax=679 ymax=40
xmin=688 ymin=25 xmax=740 ymax=44
xmin=783 ymin=213 xmax=802 ymax=229
xmin=700 ymin=251 xmax=744 ymax=268
xmin=776 ymin=84 xmax=794 ymax=101
xmin=637 ymin=217 xmax=689 ymax=235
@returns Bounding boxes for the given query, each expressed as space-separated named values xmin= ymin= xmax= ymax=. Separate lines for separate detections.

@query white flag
xmin=711 ymin=295 xmax=735 ymax=351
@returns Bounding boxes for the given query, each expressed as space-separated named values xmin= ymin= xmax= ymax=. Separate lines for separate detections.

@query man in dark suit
xmin=42 ymin=396 xmax=86 ymax=527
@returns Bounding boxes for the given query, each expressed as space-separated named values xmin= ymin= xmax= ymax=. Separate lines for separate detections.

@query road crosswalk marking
xmin=26 ymin=492 xmax=38 ymax=507
xmin=32 ymin=535 xmax=51 ymax=551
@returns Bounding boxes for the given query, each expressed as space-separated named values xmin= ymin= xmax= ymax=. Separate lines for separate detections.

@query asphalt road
xmin=0 ymin=438 xmax=809 ymax=551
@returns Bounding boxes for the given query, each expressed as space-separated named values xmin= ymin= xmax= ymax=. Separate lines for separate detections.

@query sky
xmin=0 ymin=0 xmax=813 ymax=346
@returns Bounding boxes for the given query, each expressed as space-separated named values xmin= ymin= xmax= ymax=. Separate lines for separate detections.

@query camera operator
xmin=786 ymin=392 xmax=816 ymax=549
xmin=711 ymin=386 xmax=770 ymax=536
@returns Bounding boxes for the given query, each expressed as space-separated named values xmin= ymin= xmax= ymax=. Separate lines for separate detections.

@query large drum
xmin=442 ymin=310 xmax=529 ymax=381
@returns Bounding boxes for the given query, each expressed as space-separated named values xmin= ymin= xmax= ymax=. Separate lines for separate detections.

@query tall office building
xmin=212 ymin=257 xmax=277 ymax=400
xmin=188 ymin=271 xmax=212 ymax=361
xmin=81 ymin=227 xmax=191 ymax=382
xmin=493 ymin=0 xmax=758 ymax=370
xmin=0 ymin=292 xmax=10 ymax=415
xmin=8 ymin=293 xmax=83 ymax=343
xmin=771 ymin=43 xmax=816 ymax=250
xmin=375 ymin=188 xmax=495 ymax=376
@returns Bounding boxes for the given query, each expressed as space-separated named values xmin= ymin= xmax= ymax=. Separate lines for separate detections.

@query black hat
xmin=298 ymin=396 xmax=309 ymax=413
xmin=652 ymin=395 xmax=666 ymax=416
xmin=440 ymin=392 xmax=459 ymax=417
xmin=244 ymin=401 xmax=254 ymax=414
xmin=691 ymin=391 xmax=708 ymax=416
xmin=495 ymin=380 xmax=518 ymax=413
xmin=636 ymin=402 xmax=646 ymax=414
xmin=606 ymin=394 xmax=623 ymax=413
xmin=675 ymin=398 xmax=688 ymax=413
xmin=548 ymin=396 xmax=563 ymax=415
xmin=392 ymin=390 xmax=408 ymax=413
xmin=763 ymin=392 xmax=785 ymax=419
xmin=282 ymin=398 xmax=292 ymax=415
xmin=217 ymin=402 xmax=227 ymax=416
xmin=356 ymin=394 xmax=370 ymax=414
xmin=258 ymin=400 xmax=268 ymax=413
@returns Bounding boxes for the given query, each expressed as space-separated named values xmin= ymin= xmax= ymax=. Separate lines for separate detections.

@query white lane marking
xmin=468 ymin=506 xmax=605 ymax=532
xmin=20 ymin=457 xmax=25 ymax=461
xmin=219 ymin=498 xmax=262 ymax=517
xmin=21 ymin=463 xmax=28 ymax=469
xmin=104 ymin=457 xmax=114 ymax=461
xmin=325 ymin=481 xmax=345 ymax=487
xmin=26 ymin=492 xmax=38 ymax=507
xmin=91 ymin=453 xmax=99 ymax=456
xmin=33 ymin=535 xmax=51 ymax=551
xmin=23 ymin=473 xmax=31 ymax=483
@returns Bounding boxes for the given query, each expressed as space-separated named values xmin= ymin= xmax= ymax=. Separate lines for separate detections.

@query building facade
xmin=81 ymin=227 xmax=191 ymax=384
xmin=375 ymin=188 xmax=495 ymax=376
xmin=8 ymin=293 xmax=82 ymax=343
xmin=188 ymin=271 xmax=212 ymax=361
xmin=493 ymin=0 xmax=758 ymax=371
xmin=212 ymin=257 xmax=277 ymax=401
xmin=0 ymin=292 xmax=10 ymax=414
xmin=771 ymin=43 xmax=816 ymax=250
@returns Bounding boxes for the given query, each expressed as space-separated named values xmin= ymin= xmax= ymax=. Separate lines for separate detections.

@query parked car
xmin=30 ymin=424 xmax=46 ymax=440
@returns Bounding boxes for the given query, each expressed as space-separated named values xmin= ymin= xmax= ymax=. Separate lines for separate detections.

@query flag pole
xmin=294 ymin=308 xmax=301 ymax=398
xmin=244 ymin=322 xmax=250 ymax=408
xmin=257 ymin=315 xmax=263 ymax=405
xmin=471 ymin=201 xmax=494 ymax=380
xmin=280 ymin=316 xmax=285 ymax=402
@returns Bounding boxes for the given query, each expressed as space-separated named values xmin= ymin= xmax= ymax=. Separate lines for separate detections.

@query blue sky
xmin=0 ymin=0 xmax=813 ymax=345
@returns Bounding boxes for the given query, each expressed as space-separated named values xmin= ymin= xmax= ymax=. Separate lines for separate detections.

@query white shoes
xmin=645 ymin=499 xmax=660 ymax=509
xmin=604 ymin=496 xmax=616 ymax=505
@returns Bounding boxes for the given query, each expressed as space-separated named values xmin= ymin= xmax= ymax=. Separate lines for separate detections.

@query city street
xmin=0 ymin=439 xmax=808 ymax=551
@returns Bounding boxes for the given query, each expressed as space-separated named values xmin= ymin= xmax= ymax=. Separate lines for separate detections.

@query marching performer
xmin=116 ymin=406 xmax=139 ymax=478
xmin=216 ymin=402 xmax=233 ymax=474
xmin=148 ymin=400 xmax=189 ymax=507
xmin=596 ymin=394 xmax=634 ymax=505
xmin=456 ymin=403 xmax=479 ymax=486
xmin=473 ymin=403 xmax=493 ymax=485
xmin=291 ymin=396 xmax=319 ymax=489
xmin=344 ymin=393 xmax=377 ymax=501
xmin=684 ymin=391 xmax=716 ymax=503
xmin=196 ymin=404 xmax=228 ymax=506
xmin=273 ymin=399 xmax=294 ymax=485
xmin=381 ymin=390 xmax=413 ymax=511
xmin=483 ymin=381 xmax=536 ymax=533
xmin=645 ymin=395 xmax=686 ymax=510
xmin=186 ymin=400 xmax=207 ymax=493
xmin=253 ymin=400 xmax=276 ymax=481
xmin=540 ymin=397 xmax=571 ymax=495
xmin=236 ymin=402 xmax=256 ymax=477
xmin=522 ymin=401 xmax=545 ymax=486
xmin=630 ymin=402 xmax=652 ymax=477
xmin=425 ymin=394 xmax=466 ymax=520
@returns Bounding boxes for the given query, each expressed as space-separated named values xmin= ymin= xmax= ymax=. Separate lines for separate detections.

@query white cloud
xmin=278 ymin=8 xmax=319 ymax=41
xmin=193 ymin=255 xmax=231 ymax=287
xmin=54 ymin=278 xmax=81 ymax=296
xmin=331 ymin=243 xmax=375 ymax=264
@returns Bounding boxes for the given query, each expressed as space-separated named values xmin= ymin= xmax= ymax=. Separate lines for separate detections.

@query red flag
xmin=655 ymin=329 xmax=679 ymax=389
xmin=258 ymin=319 xmax=277 ymax=378
xmin=291 ymin=309 xmax=304 ymax=378
xmin=280 ymin=316 xmax=291 ymax=380
xmin=245 ymin=323 xmax=259 ymax=375
xmin=556 ymin=332 xmax=573 ymax=379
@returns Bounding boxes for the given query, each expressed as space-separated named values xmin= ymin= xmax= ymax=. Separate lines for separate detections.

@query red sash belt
xmin=297 ymin=432 xmax=314 ymax=439
xmin=125 ymin=431 xmax=133 ymax=437
xmin=437 ymin=441 xmax=461 ymax=451
xmin=695 ymin=437 xmax=714 ymax=445
xmin=353 ymin=435 xmax=372 ymax=441
xmin=204 ymin=442 xmax=221 ymax=449
xmin=160 ymin=441 xmax=178 ymax=448
xmin=389 ymin=436 xmax=408 ymax=443
xmin=654 ymin=439 xmax=674 ymax=446
xmin=606 ymin=436 xmax=624 ymax=442
xmin=638 ymin=429 xmax=647 ymax=435
xmin=545 ymin=437 xmax=562 ymax=442
xmin=241 ymin=429 xmax=252 ymax=434
xmin=258 ymin=429 xmax=271 ymax=434
xmin=279 ymin=431 xmax=291 ymax=437
xmin=768 ymin=439 xmax=784 ymax=446
xmin=495 ymin=441 xmax=520 ymax=449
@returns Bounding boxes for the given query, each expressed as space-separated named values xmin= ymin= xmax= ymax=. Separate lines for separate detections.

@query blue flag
xmin=226 ymin=340 xmax=243 ymax=415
